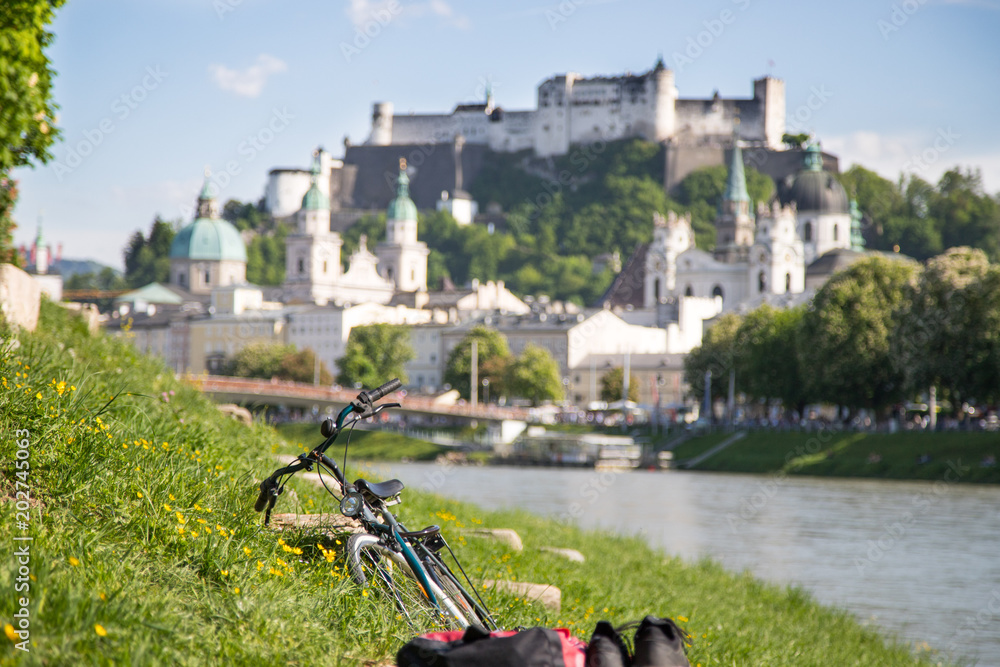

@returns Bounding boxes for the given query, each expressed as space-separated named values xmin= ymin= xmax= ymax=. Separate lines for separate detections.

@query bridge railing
xmin=183 ymin=374 xmax=528 ymax=421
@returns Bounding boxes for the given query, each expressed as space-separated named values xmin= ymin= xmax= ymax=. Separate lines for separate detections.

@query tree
xmin=734 ymin=305 xmax=810 ymax=415
xmin=798 ymin=256 xmax=918 ymax=416
xmin=893 ymin=247 xmax=988 ymax=404
xmin=123 ymin=218 xmax=176 ymax=288
xmin=599 ymin=367 xmax=639 ymax=403
xmin=279 ymin=347 xmax=333 ymax=385
xmin=683 ymin=313 xmax=743 ymax=403
xmin=0 ymin=0 xmax=66 ymax=263
xmin=443 ymin=326 xmax=511 ymax=400
xmin=246 ymin=222 xmax=289 ymax=286
xmin=505 ymin=344 xmax=563 ymax=405
xmin=225 ymin=342 xmax=332 ymax=384
xmin=782 ymin=133 xmax=811 ymax=149
xmin=336 ymin=324 xmax=414 ymax=389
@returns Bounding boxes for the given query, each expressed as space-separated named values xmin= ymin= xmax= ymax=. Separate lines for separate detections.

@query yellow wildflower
xmin=94 ymin=624 xmax=107 ymax=637
xmin=4 ymin=624 xmax=17 ymax=641
xmin=69 ymin=557 xmax=80 ymax=567
xmin=100 ymin=593 xmax=107 ymax=601
xmin=234 ymin=587 xmax=241 ymax=594
xmin=176 ymin=512 xmax=186 ymax=524
xmin=244 ymin=547 xmax=252 ymax=557
xmin=164 ymin=504 xmax=172 ymax=512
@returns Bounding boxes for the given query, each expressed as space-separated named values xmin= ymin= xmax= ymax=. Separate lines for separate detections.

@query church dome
xmin=301 ymin=182 xmax=330 ymax=211
xmin=784 ymin=143 xmax=849 ymax=214
xmin=387 ymin=159 xmax=417 ymax=221
xmin=301 ymin=150 xmax=330 ymax=211
xmin=169 ymin=217 xmax=247 ymax=262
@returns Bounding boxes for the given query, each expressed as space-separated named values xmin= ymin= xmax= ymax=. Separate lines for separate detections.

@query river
xmin=370 ymin=462 xmax=1000 ymax=666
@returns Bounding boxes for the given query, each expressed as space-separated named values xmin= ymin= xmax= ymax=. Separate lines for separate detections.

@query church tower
xmin=283 ymin=149 xmax=343 ymax=305
xmin=714 ymin=125 xmax=755 ymax=263
xmin=376 ymin=158 xmax=429 ymax=292
xmin=644 ymin=210 xmax=693 ymax=307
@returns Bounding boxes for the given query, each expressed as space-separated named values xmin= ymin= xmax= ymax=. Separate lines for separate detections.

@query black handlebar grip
xmin=254 ymin=480 xmax=272 ymax=512
xmin=361 ymin=378 xmax=401 ymax=403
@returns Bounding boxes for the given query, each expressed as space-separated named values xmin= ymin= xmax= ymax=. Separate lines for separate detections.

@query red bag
xmin=397 ymin=625 xmax=587 ymax=667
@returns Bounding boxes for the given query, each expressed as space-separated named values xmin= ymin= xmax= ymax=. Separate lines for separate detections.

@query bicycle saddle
xmin=354 ymin=478 xmax=404 ymax=499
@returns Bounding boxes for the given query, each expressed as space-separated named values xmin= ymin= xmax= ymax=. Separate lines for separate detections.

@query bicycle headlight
xmin=340 ymin=491 xmax=363 ymax=517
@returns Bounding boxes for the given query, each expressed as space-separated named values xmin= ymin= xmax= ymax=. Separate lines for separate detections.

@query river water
xmin=371 ymin=462 xmax=1000 ymax=666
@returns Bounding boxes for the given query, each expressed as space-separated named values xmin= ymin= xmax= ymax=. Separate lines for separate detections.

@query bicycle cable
xmin=442 ymin=540 xmax=495 ymax=627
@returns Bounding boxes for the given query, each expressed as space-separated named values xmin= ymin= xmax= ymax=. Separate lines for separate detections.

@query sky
xmin=11 ymin=0 xmax=1000 ymax=269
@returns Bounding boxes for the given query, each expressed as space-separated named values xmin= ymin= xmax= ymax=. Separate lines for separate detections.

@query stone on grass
xmin=539 ymin=546 xmax=585 ymax=563
xmin=463 ymin=528 xmax=523 ymax=552
xmin=484 ymin=580 xmax=561 ymax=612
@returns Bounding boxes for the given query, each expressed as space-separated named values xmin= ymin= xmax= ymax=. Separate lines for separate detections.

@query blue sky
xmin=12 ymin=0 xmax=1000 ymax=268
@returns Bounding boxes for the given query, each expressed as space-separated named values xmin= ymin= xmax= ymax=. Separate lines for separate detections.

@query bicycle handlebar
xmin=357 ymin=378 xmax=401 ymax=404
xmin=254 ymin=379 xmax=402 ymax=517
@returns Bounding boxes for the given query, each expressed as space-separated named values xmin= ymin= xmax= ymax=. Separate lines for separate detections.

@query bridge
xmin=183 ymin=375 xmax=529 ymax=423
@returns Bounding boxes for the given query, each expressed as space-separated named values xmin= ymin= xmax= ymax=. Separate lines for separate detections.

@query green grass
xmin=682 ymin=430 xmax=1000 ymax=483
xmin=670 ymin=432 xmax=737 ymax=462
xmin=0 ymin=301 xmax=951 ymax=665
xmin=273 ymin=423 xmax=447 ymax=461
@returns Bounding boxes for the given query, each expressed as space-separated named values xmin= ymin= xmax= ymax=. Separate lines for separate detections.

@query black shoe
xmin=586 ymin=620 xmax=631 ymax=667
xmin=631 ymin=616 xmax=689 ymax=667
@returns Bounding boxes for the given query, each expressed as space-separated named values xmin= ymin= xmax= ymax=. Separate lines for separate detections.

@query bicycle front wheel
xmin=347 ymin=533 xmax=474 ymax=630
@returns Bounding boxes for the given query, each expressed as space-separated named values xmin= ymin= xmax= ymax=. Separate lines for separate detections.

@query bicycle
xmin=254 ymin=378 xmax=497 ymax=632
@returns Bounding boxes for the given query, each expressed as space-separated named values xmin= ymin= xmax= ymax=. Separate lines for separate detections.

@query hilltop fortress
xmin=265 ymin=60 xmax=815 ymax=223
xmin=367 ymin=59 xmax=785 ymax=156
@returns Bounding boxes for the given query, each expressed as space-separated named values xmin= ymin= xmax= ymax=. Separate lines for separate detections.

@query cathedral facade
xmin=282 ymin=151 xmax=428 ymax=306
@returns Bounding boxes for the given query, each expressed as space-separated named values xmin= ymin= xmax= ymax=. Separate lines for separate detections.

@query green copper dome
xmin=301 ymin=152 xmax=330 ymax=211
xmin=387 ymin=160 xmax=417 ymax=221
xmin=169 ymin=217 xmax=247 ymax=262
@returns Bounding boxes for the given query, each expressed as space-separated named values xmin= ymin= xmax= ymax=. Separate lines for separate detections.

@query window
xmin=758 ymin=271 xmax=766 ymax=293
xmin=712 ymin=285 xmax=724 ymax=303
xmin=684 ymin=285 xmax=693 ymax=297
xmin=785 ymin=273 xmax=792 ymax=292
xmin=178 ymin=272 xmax=186 ymax=287
xmin=804 ymin=222 xmax=813 ymax=242
xmin=833 ymin=224 xmax=839 ymax=241
xmin=323 ymin=261 xmax=328 ymax=273
xmin=204 ymin=270 xmax=210 ymax=284
xmin=298 ymin=258 xmax=304 ymax=273
xmin=653 ymin=278 xmax=660 ymax=301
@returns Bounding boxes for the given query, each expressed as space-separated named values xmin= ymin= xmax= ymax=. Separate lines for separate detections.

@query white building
xmin=375 ymin=158 xmax=430 ymax=292
xmin=285 ymin=301 xmax=432 ymax=380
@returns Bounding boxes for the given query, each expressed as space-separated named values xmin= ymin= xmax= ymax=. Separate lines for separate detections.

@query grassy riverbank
xmin=0 ymin=302 xmax=951 ymax=665
xmin=674 ymin=430 xmax=1000 ymax=483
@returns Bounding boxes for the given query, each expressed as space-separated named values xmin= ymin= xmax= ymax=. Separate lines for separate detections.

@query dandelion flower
xmin=234 ymin=587 xmax=240 ymax=594
xmin=4 ymin=624 xmax=17 ymax=641
xmin=164 ymin=504 xmax=172 ymax=512
xmin=100 ymin=593 xmax=107 ymax=601
xmin=176 ymin=512 xmax=186 ymax=524
xmin=137 ymin=492 xmax=143 ymax=498
xmin=69 ymin=557 xmax=80 ymax=567
xmin=94 ymin=624 xmax=107 ymax=637
xmin=677 ymin=616 xmax=689 ymax=623
xmin=244 ymin=547 xmax=252 ymax=557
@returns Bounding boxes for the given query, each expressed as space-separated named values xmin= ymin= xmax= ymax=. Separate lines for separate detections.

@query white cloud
xmin=345 ymin=0 xmax=470 ymax=30
xmin=208 ymin=54 xmax=287 ymax=98
xmin=824 ymin=130 xmax=1000 ymax=194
